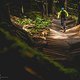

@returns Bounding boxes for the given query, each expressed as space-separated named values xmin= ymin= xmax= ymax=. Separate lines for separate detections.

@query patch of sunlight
xmin=66 ymin=33 xmax=77 ymax=36
xmin=49 ymin=28 xmax=68 ymax=39
xmin=52 ymin=35 xmax=68 ymax=39
xmin=66 ymin=25 xmax=80 ymax=33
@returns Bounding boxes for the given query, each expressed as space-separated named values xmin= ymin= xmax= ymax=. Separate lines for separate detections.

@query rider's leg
xmin=61 ymin=18 xmax=63 ymax=26
xmin=62 ymin=17 xmax=66 ymax=32
xmin=61 ymin=17 xmax=66 ymax=32
xmin=63 ymin=25 xmax=66 ymax=32
xmin=64 ymin=18 xmax=66 ymax=32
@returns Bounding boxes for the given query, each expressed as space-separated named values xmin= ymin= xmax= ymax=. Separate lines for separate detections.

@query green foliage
xmin=34 ymin=17 xmax=51 ymax=28
xmin=16 ymin=18 xmax=33 ymax=26
xmin=15 ymin=15 xmax=51 ymax=29
xmin=14 ymin=16 xmax=51 ymax=34
xmin=30 ymin=28 xmax=38 ymax=34
xmin=25 ymin=11 xmax=41 ymax=20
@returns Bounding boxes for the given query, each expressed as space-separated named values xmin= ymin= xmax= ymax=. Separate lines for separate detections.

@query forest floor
xmin=1 ymin=16 xmax=80 ymax=80
xmin=38 ymin=18 xmax=80 ymax=61
xmin=11 ymin=16 xmax=80 ymax=61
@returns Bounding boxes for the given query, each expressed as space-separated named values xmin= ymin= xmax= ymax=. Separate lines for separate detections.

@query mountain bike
xmin=61 ymin=18 xmax=66 ymax=32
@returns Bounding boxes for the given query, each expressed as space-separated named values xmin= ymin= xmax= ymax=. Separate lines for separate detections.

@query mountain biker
xmin=57 ymin=7 xmax=69 ymax=32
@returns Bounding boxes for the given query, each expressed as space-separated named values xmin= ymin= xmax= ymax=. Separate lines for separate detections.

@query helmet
xmin=61 ymin=7 xmax=64 ymax=10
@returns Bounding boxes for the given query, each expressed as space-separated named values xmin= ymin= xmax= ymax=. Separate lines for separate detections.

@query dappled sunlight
xmin=66 ymin=25 xmax=80 ymax=33
xmin=51 ymin=35 xmax=67 ymax=39
xmin=49 ymin=28 xmax=68 ymax=39
xmin=47 ymin=25 xmax=80 ymax=47
xmin=49 ymin=24 xmax=80 ymax=40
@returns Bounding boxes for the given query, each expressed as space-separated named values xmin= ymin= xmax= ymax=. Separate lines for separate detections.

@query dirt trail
xmin=42 ymin=20 xmax=80 ymax=60
xmin=47 ymin=18 xmax=80 ymax=46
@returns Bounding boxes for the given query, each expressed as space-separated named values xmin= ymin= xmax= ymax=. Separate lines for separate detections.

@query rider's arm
xmin=64 ymin=10 xmax=69 ymax=17
xmin=57 ymin=11 xmax=61 ymax=18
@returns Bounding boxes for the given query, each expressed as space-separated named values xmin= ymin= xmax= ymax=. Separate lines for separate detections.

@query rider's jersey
xmin=57 ymin=10 xmax=69 ymax=19
xmin=60 ymin=10 xmax=66 ymax=19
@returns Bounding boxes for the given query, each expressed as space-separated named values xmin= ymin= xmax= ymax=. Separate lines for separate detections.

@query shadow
xmin=0 ymin=23 xmax=80 ymax=80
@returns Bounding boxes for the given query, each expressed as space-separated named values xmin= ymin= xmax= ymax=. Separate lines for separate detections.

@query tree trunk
xmin=42 ymin=0 xmax=48 ymax=17
xmin=77 ymin=1 xmax=80 ymax=24
xmin=0 ymin=1 xmax=11 ymax=23
xmin=64 ymin=0 xmax=67 ymax=10
xmin=45 ymin=0 xmax=48 ymax=16
xmin=47 ymin=0 xmax=53 ymax=14
xmin=59 ymin=0 xmax=65 ymax=8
